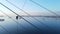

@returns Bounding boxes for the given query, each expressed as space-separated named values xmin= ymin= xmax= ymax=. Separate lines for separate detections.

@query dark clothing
xmin=16 ymin=16 xmax=18 ymax=20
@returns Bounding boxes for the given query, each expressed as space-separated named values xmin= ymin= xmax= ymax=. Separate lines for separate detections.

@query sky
xmin=0 ymin=0 xmax=60 ymax=16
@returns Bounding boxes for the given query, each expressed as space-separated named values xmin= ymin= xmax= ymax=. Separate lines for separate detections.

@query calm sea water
xmin=0 ymin=17 xmax=60 ymax=34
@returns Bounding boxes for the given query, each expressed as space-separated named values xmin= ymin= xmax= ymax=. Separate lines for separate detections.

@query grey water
xmin=0 ymin=17 xmax=60 ymax=34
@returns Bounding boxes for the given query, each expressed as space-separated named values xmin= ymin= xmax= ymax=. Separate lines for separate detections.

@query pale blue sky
xmin=0 ymin=0 xmax=60 ymax=16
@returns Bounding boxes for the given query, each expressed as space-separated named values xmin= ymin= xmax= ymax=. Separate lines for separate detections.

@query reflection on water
xmin=0 ymin=17 xmax=60 ymax=34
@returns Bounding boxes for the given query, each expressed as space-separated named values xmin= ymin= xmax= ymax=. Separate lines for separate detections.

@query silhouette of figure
xmin=16 ymin=16 xmax=18 ymax=20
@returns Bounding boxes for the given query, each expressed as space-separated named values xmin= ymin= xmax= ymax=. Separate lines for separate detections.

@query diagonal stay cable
xmin=5 ymin=0 xmax=58 ymax=32
xmin=0 ymin=10 xmax=40 ymax=33
xmin=0 ymin=10 xmax=26 ymax=33
xmin=29 ymin=0 xmax=59 ymax=16
xmin=0 ymin=2 xmax=43 ymax=32
xmin=0 ymin=10 xmax=40 ymax=32
xmin=5 ymin=0 xmax=56 ymax=30
xmin=0 ymin=10 xmax=42 ymax=32
xmin=29 ymin=0 xmax=60 ymax=32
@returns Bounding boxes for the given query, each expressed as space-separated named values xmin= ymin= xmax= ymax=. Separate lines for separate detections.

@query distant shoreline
xmin=0 ymin=15 xmax=4 ymax=17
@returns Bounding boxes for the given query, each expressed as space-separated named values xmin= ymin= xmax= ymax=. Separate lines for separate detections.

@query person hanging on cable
xmin=16 ymin=15 xmax=18 ymax=20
